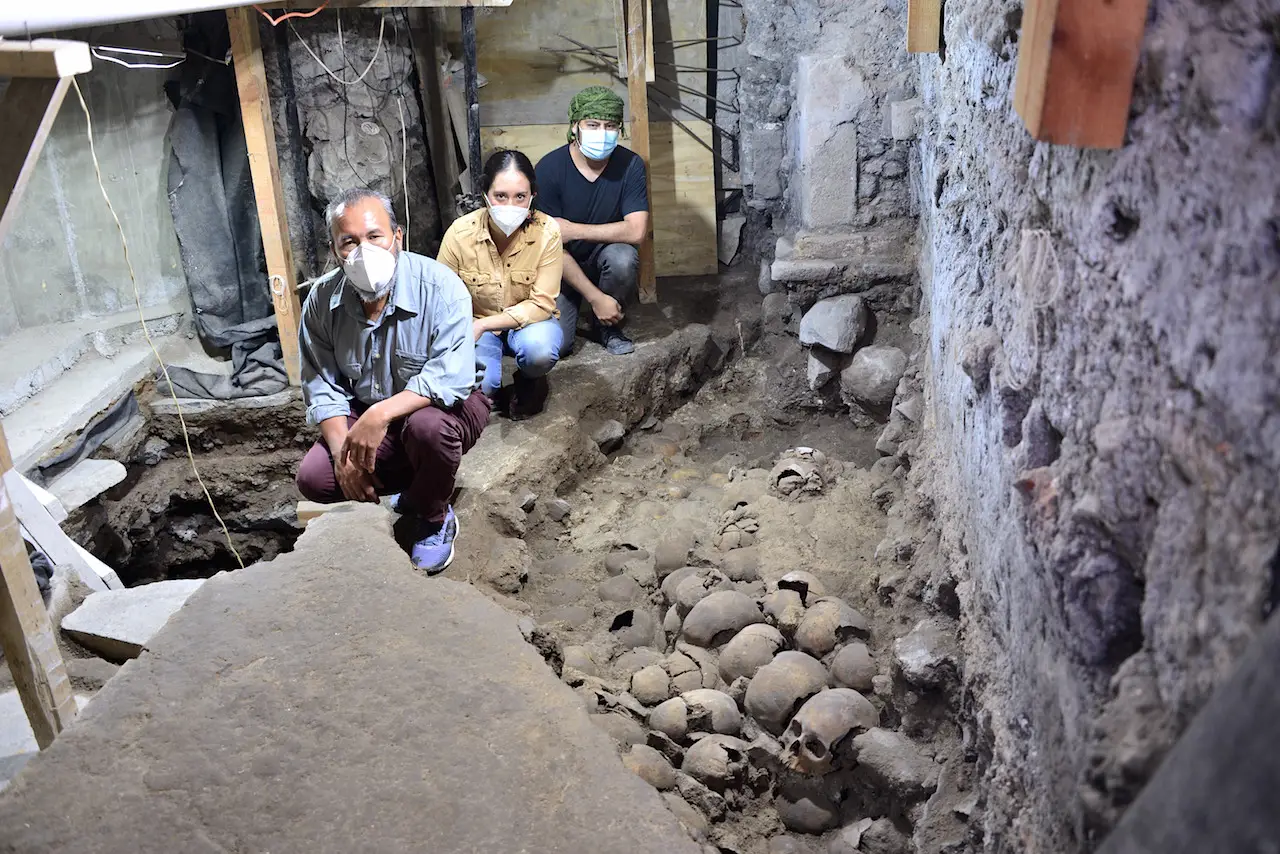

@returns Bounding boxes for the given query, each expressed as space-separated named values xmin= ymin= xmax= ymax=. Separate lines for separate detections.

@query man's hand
xmin=333 ymin=454 xmax=377 ymax=502
xmin=554 ymin=217 xmax=579 ymax=242
xmin=590 ymin=293 xmax=624 ymax=326
xmin=341 ymin=409 xmax=389 ymax=474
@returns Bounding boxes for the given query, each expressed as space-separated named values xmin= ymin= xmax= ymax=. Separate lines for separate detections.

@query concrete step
xmin=60 ymin=579 xmax=205 ymax=661
xmin=770 ymin=223 xmax=918 ymax=308
xmin=0 ymin=300 xmax=189 ymax=418
xmin=46 ymin=459 xmax=127 ymax=514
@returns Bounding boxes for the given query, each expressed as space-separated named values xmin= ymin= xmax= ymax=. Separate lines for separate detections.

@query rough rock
xmin=3 ymin=505 xmax=699 ymax=853
xmin=607 ymin=549 xmax=649 ymax=576
xmin=851 ymin=728 xmax=939 ymax=800
xmin=624 ymin=744 xmax=679 ymax=790
xmin=60 ymin=579 xmax=204 ymax=661
xmin=593 ymin=420 xmax=627 ymax=453
xmin=65 ymin=657 xmax=121 ymax=691
xmin=807 ymin=347 xmax=845 ymax=391
xmin=839 ymin=346 xmax=907 ymax=407
xmin=593 ymin=711 xmax=649 ymax=746
xmin=744 ymin=651 xmax=830 ymax=735
xmin=675 ymin=772 xmax=727 ymax=821
xmin=762 ymin=292 xmax=791 ymax=327
xmin=827 ymin=817 xmax=875 ymax=854
xmin=546 ymin=498 xmax=572 ymax=522
xmin=483 ymin=538 xmax=530 ymax=594
xmin=663 ymin=792 xmax=710 ymax=840
xmin=798 ymin=294 xmax=869 ymax=353
xmin=829 ymin=643 xmax=876 ymax=691
xmin=859 ymin=818 xmax=910 ymax=854
xmin=893 ymin=618 xmax=958 ymax=690
xmin=719 ymin=623 xmax=785 ymax=683
xmin=633 ymin=665 xmax=673 ymax=706
xmin=543 ymin=605 xmax=592 ymax=628
xmin=681 ymin=590 xmax=765 ymax=647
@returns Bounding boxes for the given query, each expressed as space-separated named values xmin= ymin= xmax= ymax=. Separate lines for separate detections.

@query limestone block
xmin=891 ymin=99 xmax=922 ymax=141
xmin=808 ymin=349 xmax=844 ymax=392
xmin=770 ymin=259 xmax=844 ymax=285
xmin=798 ymin=295 xmax=869 ymax=353
xmin=795 ymin=54 xmax=870 ymax=228
xmin=61 ymin=579 xmax=204 ymax=661
xmin=840 ymin=346 xmax=908 ymax=407
xmin=746 ymin=123 xmax=785 ymax=200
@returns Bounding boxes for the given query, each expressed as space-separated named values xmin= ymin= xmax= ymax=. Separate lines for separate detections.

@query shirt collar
xmin=328 ymin=251 xmax=419 ymax=318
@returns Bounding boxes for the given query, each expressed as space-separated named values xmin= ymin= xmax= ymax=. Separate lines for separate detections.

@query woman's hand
xmin=473 ymin=318 xmax=489 ymax=341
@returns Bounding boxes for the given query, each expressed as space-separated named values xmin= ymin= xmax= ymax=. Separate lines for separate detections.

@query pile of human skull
xmin=558 ymin=557 xmax=943 ymax=848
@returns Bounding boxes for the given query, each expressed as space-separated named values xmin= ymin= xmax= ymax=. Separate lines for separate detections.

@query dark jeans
xmin=295 ymin=392 xmax=490 ymax=523
xmin=556 ymin=242 xmax=640 ymax=355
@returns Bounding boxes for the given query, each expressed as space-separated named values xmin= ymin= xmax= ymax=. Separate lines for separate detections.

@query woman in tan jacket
xmin=437 ymin=149 xmax=563 ymax=419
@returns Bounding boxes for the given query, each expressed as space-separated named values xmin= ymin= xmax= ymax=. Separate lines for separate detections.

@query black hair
xmin=481 ymin=149 xmax=538 ymax=198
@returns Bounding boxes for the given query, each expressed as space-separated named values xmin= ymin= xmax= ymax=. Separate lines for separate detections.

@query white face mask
xmin=577 ymin=127 xmax=620 ymax=161
xmin=487 ymin=203 xmax=530 ymax=237
xmin=342 ymin=241 xmax=398 ymax=301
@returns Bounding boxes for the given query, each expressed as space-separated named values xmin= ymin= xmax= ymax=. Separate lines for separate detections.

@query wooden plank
xmin=613 ymin=0 xmax=629 ymax=79
xmin=626 ymin=0 xmax=658 ymax=303
xmin=644 ymin=0 xmax=656 ymax=84
xmin=0 ymin=77 xmax=71 ymax=248
xmin=6 ymin=471 xmax=109 ymax=593
xmin=0 ymin=39 xmax=91 ymax=78
xmin=227 ymin=7 xmax=304 ymax=386
xmin=408 ymin=8 xmax=461 ymax=225
xmin=481 ymin=122 xmax=716 ymax=278
xmin=0 ymin=420 xmax=76 ymax=750
xmin=297 ymin=500 xmax=361 ymax=527
xmin=906 ymin=0 xmax=941 ymax=53
xmin=1013 ymin=0 xmax=1150 ymax=148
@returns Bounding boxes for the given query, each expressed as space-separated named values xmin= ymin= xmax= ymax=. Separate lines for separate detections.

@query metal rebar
xmin=461 ymin=6 xmax=481 ymax=184
xmin=652 ymin=73 xmax=739 ymax=112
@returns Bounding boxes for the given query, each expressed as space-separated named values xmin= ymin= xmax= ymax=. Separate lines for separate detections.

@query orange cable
xmin=254 ymin=3 xmax=328 ymax=26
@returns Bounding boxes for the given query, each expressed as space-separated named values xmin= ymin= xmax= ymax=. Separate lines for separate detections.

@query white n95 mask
xmin=488 ymin=204 xmax=530 ymax=237
xmin=342 ymin=241 xmax=398 ymax=300
xmin=577 ymin=127 xmax=620 ymax=161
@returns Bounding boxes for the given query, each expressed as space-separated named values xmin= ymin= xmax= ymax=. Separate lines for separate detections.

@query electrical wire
xmin=396 ymin=93 xmax=410 ymax=251
xmin=288 ymin=11 xmax=385 ymax=86
xmin=71 ymin=78 xmax=244 ymax=570
xmin=91 ymin=45 xmax=185 ymax=70
xmin=255 ymin=3 xmax=329 ymax=26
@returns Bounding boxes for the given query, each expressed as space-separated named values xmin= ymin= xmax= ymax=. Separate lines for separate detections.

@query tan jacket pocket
xmin=460 ymin=269 xmax=503 ymax=316
xmin=509 ymin=269 xmax=537 ymax=303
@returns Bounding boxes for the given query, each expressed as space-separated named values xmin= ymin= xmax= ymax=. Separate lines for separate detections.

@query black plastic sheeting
xmin=161 ymin=12 xmax=288 ymax=399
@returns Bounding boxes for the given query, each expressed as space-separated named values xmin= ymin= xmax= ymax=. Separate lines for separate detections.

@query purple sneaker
xmin=411 ymin=506 xmax=458 ymax=575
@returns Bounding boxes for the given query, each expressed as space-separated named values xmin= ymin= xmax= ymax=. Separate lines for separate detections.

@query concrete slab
xmin=60 ymin=579 xmax=204 ymax=661
xmin=0 ymin=691 xmax=91 ymax=793
xmin=147 ymin=388 xmax=299 ymax=417
xmin=0 ymin=506 xmax=702 ymax=854
xmin=47 ymin=458 xmax=127 ymax=513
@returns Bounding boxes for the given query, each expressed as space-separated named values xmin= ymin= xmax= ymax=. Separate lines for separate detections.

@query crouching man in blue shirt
xmin=296 ymin=188 xmax=489 ymax=574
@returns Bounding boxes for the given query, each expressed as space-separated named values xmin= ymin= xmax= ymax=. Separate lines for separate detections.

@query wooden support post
xmin=460 ymin=6 xmax=483 ymax=186
xmin=1013 ymin=0 xmax=1149 ymax=148
xmin=906 ymin=0 xmax=941 ymax=53
xmin=613 ymin=0 xmax=629 ymax=79
xmin=409 ymin=8 xmax=462 ymax=224
xmin=0 ymin=421 xmax=76 ymax=750
xmin=626 ymin=0 xmax=658 ymax=304
xmin=227 ymin=7 xmax=304 ymax=385
xmin=644 ymin=0 xmax=656 ymax=84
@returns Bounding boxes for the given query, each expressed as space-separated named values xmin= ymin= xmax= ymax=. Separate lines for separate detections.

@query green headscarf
xmin=567 ymin=86 xmax=625 ymax=142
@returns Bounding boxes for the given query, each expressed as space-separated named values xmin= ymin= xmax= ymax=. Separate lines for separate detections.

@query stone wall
xmin=914 ymin=1 xmax=1280 ymax=850
xmin=0 ymin=20 xmax=189 ymax=341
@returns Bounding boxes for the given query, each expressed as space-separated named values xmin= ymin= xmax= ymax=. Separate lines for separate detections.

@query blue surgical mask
xmin=577 ymin=127 xmax=620 ymax=161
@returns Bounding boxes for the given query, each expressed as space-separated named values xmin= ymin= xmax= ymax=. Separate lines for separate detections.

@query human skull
xmin=680 ymin=734 xmax=750 ymax=792
xmin=680 ymin=590 xmax=764 ymax=647
xmin=794 ymin=597 xmax=870 ymax=658
xmin=761 ymin=589 xmax=806 ymax=637
xmin=776 ymin=570 xmax=827 ymax=603
xmin=743 ymin=650 xmax=830 ymax=735
xmin=770 ymin=447 xmax=829 ymax=496
xmin=779 ymin=688 xmax=880 ymax=774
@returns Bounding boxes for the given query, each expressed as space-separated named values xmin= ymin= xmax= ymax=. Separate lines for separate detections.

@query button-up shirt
xmin=436 ymin=208 xmax=562 ymax=328
xmin=299 ymin=250 xmax=480 ymax=426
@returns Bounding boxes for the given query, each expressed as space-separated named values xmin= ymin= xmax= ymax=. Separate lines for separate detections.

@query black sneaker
xmin=599 ymin=325 xmax=635 ymax=355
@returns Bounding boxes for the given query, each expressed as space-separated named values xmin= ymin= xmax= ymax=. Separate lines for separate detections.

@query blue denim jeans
xmin=475 ymin=318 xmax=563 ymax=397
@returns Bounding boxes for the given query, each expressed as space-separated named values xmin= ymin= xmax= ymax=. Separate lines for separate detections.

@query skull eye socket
xmin=786 ymin=720 xmax=803 ymax=738
xmin=804 ymin=737 xmax=828 ymax=758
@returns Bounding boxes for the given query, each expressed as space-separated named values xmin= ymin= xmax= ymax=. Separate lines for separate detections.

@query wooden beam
xmin=906 ymin=0 xmax=941 ymax=53
xmin=0 ymin=39 xmax=91 ymax=78
xmin=644 ymin=0 xmax=655 ymax=84
xmin=626 ymin=0 xmax=658 ymax=303
xmin=408 ymin=8 xmax=461 ymax=224
xmin=613 ymin=0 xmax=629 ymax=79
xmin=460 ymin=7 xmax=483 ymax=187
xmin=0 ymin=420 xmax=76 ymax=750
xmin=1013 ymin=0 xmax=1150 ymax=148
xmin=6 ymin=472 xmax=112 ymax=593
xmin=0 ymin=77 xmax=72 ymax=247
xmin=227 ymin=7 xmax=304 ymax=386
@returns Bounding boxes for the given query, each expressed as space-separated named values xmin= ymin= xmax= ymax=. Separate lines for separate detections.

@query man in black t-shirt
xmin=535 ymin=86 xmax=649 ymax=356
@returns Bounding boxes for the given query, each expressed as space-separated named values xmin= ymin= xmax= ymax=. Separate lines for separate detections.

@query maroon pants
xmin=296 ymin=392 xmax=490 ymax=523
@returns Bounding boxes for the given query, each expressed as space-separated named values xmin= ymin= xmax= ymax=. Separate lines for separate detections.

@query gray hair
xmin=324 ymin=188 xmax=399 ymax=238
